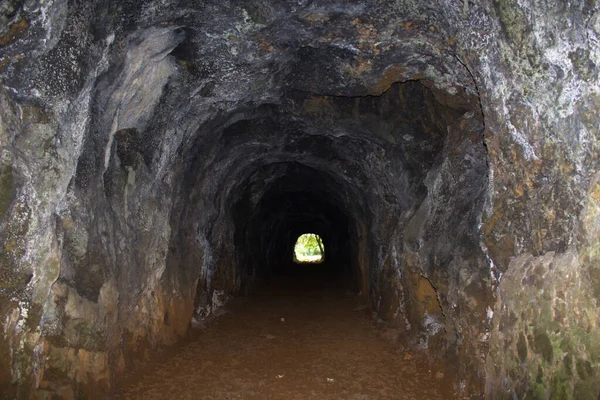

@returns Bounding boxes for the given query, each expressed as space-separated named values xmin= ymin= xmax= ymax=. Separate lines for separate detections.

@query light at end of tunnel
xmin=293 ymin=233 xmax=325 ymax=263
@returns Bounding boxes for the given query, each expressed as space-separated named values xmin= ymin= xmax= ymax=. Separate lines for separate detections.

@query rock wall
xmin=0 ymin=0 xmax=598 ymax=399
xmin=466 ymin=1 xmax=600 ymax=397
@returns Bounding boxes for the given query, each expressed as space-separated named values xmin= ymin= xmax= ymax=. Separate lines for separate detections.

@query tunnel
xmin=1 ymin=1 xmax=600 ymax=399
xmin=232 ymin=162 xmax=355 ymax=283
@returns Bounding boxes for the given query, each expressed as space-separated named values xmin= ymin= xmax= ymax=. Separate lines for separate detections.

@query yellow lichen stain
xmin=404 ymin=253 xmax=420 ymax=269
xmin=368 ymin=64 xmax=409 ymax=95
xmin=62 ymin=216 xmax=74 ymax=230
xmin=351 ymin=18 xmax=378 ymax=52
xmin=303 ymin=96 xmax=334 ymax=117
xmin=409 ymin=73 xmax=426 ymax=80
xmin=515 ymin=184 xmax=524 ymax=197
xmin=357 ymin=23 xmax=377 ymax=42
xmin=0 ymin=58 xmax=9 ymax=73
xmin=546 ymin=207 xmax=555 ymax=222
xmin=559 ymin=161 xmax=574 ymax=176
xmin=0 ymin=18 xmax=29 ymax=47
xmin=46 ymin=257 xmax=61 ymax=281
xmin=448 ymin=36 xmax=457 ymax=47
xmin=511 ymin=147 xmax=519 ymax=162
xmin=532 ymin=158 xmax=543 ymax=172
xmin=350 ymin=57 xmax=372 ymax=76
xmin=0 ymin=54 xmax=24 ymax=73
xmin=483 ymin=204 xmax=505 ymax=237
xmin=258 ymin=38 xmax=275 ymax=56
xmin=590 ymin=182 xmax=600 ymax=203
xmin=407 ymin=271 xmax=442 ymax=316
xmin=303 ymin=12 xmax=329 ymax=24
xmin=372 ymin=44 xmax=381 ymax=56
xmin=4 ymin=239 xmax=17 ymax=253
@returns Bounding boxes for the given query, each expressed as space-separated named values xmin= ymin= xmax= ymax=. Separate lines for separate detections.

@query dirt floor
xmin=115 ymin=267 xmax=457 ymax=400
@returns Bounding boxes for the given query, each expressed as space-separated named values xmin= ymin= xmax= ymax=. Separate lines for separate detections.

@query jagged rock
xmin=0 ymin=0 xmax=598 ymax=398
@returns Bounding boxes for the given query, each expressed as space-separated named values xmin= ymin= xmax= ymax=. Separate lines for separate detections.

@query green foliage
xmin=294 ymin=233 xmax=324 ymax=263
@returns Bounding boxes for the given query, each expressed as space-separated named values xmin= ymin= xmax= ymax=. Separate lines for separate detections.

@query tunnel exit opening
xmin=293 ymin=233 xmax=325 ymax=264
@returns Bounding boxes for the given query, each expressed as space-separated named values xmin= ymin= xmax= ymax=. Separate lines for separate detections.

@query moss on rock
xmin=573 ymin=379 xmax=600 ymax=400
xmin=526 ymin=381 xmax=547 ymax=400
xmin=549 ymin=376 xmax=572 ymax=400
xmin=0 ymin=164 xmax=15 ymax=220
xmin=588 ymin=266 xmax=600 ymax=301
xmin=563 ymin=354 xmax=573 ymax=376
xmin=569 ymin=48 xmax=597 ymax=82
xmin=494 ymin=0 xmax=528 ymax=49
xmin=534 ymin=331 xmax=553 ymax=363
xmin=518 ymin=332 xmax=528 ymax=362
xmin=576 ymin=359 xmax=593 ymax=380
xmin=25 ymin=301 xmax=43 ymax=331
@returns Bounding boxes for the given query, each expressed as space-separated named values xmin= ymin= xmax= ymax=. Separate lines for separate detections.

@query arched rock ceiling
xmin=1 ymin=0 xmax=481 ymax=126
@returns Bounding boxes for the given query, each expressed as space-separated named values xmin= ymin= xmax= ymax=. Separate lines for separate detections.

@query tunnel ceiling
xmin=1 ymin=0 xmax=600 ymax=399
xmin=172 ymin=78 xmax=480 ymax=296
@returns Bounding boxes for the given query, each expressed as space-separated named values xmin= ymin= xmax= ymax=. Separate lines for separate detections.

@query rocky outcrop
xmin=0 ymin=0 xmax=598 ymax=398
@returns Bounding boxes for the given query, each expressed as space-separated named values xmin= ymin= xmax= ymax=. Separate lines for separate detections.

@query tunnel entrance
xmin=293 ymin=233 xmax=325 ymax=264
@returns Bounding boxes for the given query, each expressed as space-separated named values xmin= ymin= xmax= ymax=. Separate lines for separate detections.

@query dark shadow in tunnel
xmin=232 ymin=162 xmax=361 ymax=294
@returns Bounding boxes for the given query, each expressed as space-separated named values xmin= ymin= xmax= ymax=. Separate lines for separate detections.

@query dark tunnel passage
xmin=232 ymin=162 xmax=359 ymax=291
xmin=3 ymin=1 xmax=599 ymax=398
xmin=161 ymin=80 xmax=491 ymax=389
xmin=166 ymin=79 xmax=484 ymax=302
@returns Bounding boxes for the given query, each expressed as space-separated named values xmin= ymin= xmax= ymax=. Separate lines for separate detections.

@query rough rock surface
xmin=0 ymin=0 xmax=598 ymax=398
